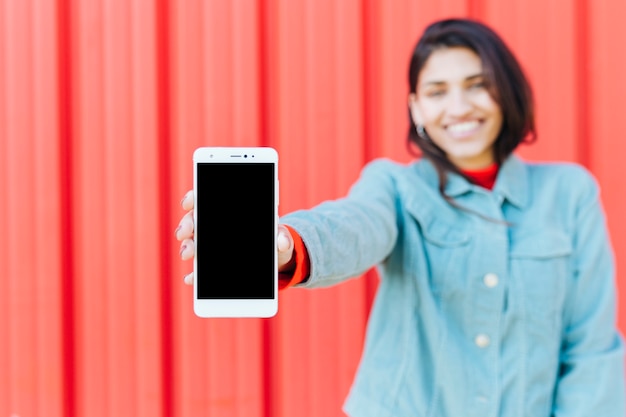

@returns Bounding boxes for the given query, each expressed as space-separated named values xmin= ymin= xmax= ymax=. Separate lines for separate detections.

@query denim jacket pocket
xmin=411 ymin=209 xmax=472 ymax=297
xmin=420 ymin=220 xmax=471 ymax=247
xmin=510 ymin=229 xmax=572 ymax=320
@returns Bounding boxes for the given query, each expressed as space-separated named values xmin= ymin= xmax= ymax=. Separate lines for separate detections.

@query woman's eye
xmin=427 ymin=90 xmax=445 ymax=97
xmin=469 ymin=81 xmax=485 ymax=90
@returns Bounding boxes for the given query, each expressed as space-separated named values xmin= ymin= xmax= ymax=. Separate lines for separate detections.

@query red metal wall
xmin=2 ymin=0 xmax=625 ymax=416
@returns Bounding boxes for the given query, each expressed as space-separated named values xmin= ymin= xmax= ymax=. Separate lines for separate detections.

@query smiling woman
xmin=176 ymin=17 xmax=625 ymax=417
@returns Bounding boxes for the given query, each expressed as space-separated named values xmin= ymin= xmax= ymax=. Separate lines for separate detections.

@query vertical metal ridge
xmin=0 ymin=0 xmax=9 ymax=410
xmin=6 ymin=1 xmax=38 ymax=416
xmin=130 ymin=0 xmax=167 ymax=415
xmin=73 ymin=0 xmax=109 ymax=414
xmin=257 ymin=1 xmax=278 ymax=416
xmin=56 ymin=1 xmax=76 ymax=415
xmin=258 ymin=0 xmax=272 ymax=149
xmin=103 ymin=1 xmax=134 ymax=414
xmin=33 ymin=0 xmax=65 ymax=415
xmin=155 ymin=0 xmax=174 ymax=415
xmin=361 ymin=0 xmax=376 ymax=162
xmin=575 ymin=0 xmax=590 ymax=168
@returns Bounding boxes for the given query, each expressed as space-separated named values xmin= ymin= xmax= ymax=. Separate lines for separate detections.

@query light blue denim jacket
xmin=282 ymin=155 xmax=625 ymax=417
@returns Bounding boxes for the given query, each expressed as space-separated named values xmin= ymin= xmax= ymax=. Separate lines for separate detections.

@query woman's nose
xmin=447 ymin=90 xmax=472 ymax=116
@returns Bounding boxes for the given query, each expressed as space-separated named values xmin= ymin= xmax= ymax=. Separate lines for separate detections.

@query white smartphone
xmin=192 ymin=146 xmax=279 ymax=318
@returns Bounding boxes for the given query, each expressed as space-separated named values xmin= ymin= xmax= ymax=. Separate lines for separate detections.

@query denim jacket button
xmin=483 ymin=273 xmax=499 ymax=288
xmin=475 ymin=334 xmax=491 ymax=348
xmin=476 ymin=395 xmax=489 ymax=404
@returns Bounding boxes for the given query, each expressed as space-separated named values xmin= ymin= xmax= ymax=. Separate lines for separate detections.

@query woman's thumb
xmin=277 ymin=225 xmax=292 ymax=252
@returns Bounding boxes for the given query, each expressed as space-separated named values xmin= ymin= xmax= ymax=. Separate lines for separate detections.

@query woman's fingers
xmin=175 ymin=210 xmax=194 ymax=241
xmin=179 ymin=238 xmax=195 ymax=261
xmin=181 ymin=190 xmax=194 ymax=211
xmin=178 ymin=190 xmax=196 ymax=285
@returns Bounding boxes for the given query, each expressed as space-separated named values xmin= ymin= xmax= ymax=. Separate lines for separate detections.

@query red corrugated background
xmin=2 ymin=0 xmax=625 ymax=416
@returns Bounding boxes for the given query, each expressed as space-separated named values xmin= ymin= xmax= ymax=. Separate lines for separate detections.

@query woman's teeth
xmin=447 ymin=121 xmax=479 ymax=134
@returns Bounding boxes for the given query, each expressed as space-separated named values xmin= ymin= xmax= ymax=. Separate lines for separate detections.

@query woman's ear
xmin=408 ymin=94 xmax=422 ymax=126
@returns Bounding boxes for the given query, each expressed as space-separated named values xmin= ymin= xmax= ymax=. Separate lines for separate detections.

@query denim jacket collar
xmin=415 ymin=155 xmax=529 ymax=209
xmin=492 ymin=155 xmax=528 ymax=209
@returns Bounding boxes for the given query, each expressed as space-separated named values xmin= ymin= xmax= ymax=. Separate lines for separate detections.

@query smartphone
xmin=193 ymin=147 xmax=279 ymax=318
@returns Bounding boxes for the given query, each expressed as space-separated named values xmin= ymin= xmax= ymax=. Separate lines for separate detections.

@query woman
xmin=176 ymin=18 xmax=625 ymax=416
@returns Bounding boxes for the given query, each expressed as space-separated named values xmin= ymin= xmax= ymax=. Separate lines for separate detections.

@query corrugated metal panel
xmin=3 ymin=1 xmax=65 ymax=417
xmin=1 ymin=0 xmax=625 ymax=416
xmin=588 ymin=0 xmax=626 ymax=332
xmin=64 ymin=0 xmax=167 ymax=415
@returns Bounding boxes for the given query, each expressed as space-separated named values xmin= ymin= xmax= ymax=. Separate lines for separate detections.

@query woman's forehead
xmin=419 ymin=47 xmax=483 ymax=86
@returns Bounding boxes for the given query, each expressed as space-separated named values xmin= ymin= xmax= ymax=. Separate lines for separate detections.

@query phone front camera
xmin=244 ymin=154 xmax=248 ymax=158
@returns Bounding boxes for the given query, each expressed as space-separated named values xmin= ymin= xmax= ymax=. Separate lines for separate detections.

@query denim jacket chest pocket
xmin=407 ymin=203 xmax=472 ymax=297
xmin=509 ymin=228 xmax=572 ymax=322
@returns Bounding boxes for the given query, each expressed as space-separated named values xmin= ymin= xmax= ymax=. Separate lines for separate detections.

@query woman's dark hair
xmin=407 ymin=18 xmax=536 ymax=199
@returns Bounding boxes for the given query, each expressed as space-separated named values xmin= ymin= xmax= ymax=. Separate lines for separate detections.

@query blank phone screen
xmin=196 ymin=162 xmax=276 ymax=299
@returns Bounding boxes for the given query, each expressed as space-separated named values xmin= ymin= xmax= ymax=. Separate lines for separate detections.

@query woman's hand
xmin=175 ymin=190 xmax=296 ymax=285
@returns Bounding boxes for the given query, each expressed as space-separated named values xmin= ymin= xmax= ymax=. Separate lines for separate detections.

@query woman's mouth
xmin=446 ymin=120 xmax=481 ymax=138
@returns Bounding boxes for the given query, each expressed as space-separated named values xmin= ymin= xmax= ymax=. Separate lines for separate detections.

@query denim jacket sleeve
xmin=280 ymin=159 xmax=400 ymax=288
xmin=553 ymin=168 xmax=625 ymax=416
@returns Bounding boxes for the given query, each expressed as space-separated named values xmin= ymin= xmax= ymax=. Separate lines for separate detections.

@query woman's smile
xmin=445 ymin=119 xmax=482 ymax=138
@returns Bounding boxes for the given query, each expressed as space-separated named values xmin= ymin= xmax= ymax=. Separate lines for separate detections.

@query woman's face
xmin=408 ymin=47 xmax=503 ymax=170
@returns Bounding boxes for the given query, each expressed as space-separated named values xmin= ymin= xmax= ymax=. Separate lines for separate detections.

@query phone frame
xmin=192 ymin=146 xmax=279 ymax=318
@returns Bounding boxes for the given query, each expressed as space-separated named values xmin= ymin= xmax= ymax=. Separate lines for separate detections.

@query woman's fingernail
xmin=180 ymin=195 xmax=188 ymax=206
xmin=179 ymin=245 xmax=187 ymax=256
xmin=175 ymin=225 xmax=182 ymax=236
xmin=277 ymin=233 xmax=290 ymax=251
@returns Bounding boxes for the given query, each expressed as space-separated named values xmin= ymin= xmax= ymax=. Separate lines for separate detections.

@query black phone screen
xmin=195 ymin=162 xmax=276 ymax=299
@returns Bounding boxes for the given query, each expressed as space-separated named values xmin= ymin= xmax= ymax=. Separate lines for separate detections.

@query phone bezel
xmin=192 ymin=146 xmax=279 ymax=318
